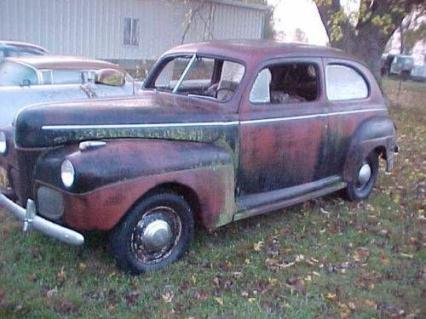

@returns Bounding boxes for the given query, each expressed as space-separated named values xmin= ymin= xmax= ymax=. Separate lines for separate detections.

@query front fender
xmin=343 ymin=116 xmax=397 ymax=182
xmin=34 ymin=139 xmax=236 ymax=231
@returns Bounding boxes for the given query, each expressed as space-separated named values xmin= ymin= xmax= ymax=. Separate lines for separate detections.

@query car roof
xmin=0 ymin=40 xmax=48 ymax=53
xmin=166 ymin=40 xmax=359 ymax=64
xmin=5 ymin=55 xmax=123 ymax=71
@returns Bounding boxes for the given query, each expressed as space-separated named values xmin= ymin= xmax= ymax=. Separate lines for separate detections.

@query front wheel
xmin=346 ymin=152 xmax=379 ymax=201
xmin=110 ymin=192 xmax=194 ymax=274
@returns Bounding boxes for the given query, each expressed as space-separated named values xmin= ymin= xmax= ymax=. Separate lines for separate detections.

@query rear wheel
xmin=346 ymin=152 xmax=379 ymax=201
xmin=110 ymin=192 xmax=194 ymax=274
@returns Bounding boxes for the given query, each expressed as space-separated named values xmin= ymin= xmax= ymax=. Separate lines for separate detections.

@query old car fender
xmin=33 ymin=139 xmax=236 ymax=231
xmin=343 ymin=115 xmax=397 ymax=182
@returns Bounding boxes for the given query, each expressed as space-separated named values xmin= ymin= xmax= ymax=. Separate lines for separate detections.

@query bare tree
xmin=399 ymin=8 xmax=426 ymax=54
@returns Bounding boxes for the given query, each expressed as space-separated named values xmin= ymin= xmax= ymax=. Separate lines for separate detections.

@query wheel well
xmin=374 ymin=145 xmax=387 ymax=160
xmin=138 ymin=182 xmax=203 ymax=227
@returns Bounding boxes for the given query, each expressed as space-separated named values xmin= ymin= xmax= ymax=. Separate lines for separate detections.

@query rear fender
xmin=343 ymin=116 xmax=397 ymax=182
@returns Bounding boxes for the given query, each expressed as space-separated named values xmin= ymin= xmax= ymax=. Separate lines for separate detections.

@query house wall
xmin=0 ymin=0 xmax=265 ymax=66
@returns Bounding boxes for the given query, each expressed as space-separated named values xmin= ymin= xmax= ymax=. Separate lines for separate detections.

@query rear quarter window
xmin=0 ymin=61 xmax=38 ymax=86
xmin=326 ymin=64 xmax=369 ymax=101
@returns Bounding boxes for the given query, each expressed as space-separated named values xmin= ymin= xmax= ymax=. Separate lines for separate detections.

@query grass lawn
xmin=0 ymin=79 xmax=425 ymax=319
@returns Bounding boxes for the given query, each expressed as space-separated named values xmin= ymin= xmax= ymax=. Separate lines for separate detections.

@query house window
xmin=124 ymin=18 xmax=140 ymax=46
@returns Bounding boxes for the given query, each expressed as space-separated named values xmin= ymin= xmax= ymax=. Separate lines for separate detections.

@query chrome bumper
xmin=0 ymin=193 xmax=84 ymax=246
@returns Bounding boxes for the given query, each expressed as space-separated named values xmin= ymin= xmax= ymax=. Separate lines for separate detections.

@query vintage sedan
xmin=0 ymin=40 xmax=398 ymax=274
xmin=0 ymin=40 xmax=47 ymax=63
xmin=0 ymin=55 xmax=137 ymax=127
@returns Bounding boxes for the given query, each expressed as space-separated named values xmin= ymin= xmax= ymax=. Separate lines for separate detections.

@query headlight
xmin=61 ymin=159 xmax=75 ymax=188
xmin=0 ymin=132 xmax=6 ymax=154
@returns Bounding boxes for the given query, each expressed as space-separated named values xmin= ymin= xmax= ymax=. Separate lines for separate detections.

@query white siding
xmin=0 ymin=0 xmax=265 ymax=61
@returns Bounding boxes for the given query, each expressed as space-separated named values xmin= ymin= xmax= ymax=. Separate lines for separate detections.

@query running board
xmin=234 ymin=181 xmax=347 ymax=221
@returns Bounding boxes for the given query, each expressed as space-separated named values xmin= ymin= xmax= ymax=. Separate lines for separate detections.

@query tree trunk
xmin=400 ymin=23 xmax=405 ymax=54
xmin=349 ymin=27 xmax=387 ymax=81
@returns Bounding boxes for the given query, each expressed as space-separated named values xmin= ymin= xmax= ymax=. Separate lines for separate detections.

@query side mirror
xmin=95 ymin=69 xmax=125 ymax=86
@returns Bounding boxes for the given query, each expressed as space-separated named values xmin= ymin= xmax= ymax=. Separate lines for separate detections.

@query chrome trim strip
xmin=41 ymin=108 xmax=385 ymax=131
xmin=241 ymin=108 xmax=386 ymax=125
xmin=42 ymin=121 xmax=240 ymax=130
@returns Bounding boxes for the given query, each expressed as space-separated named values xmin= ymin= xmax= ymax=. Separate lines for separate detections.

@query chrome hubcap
xmin=130 ymin=206 xmax=182 ymax=264
xmin=358 ymin=163 xmax=372 ymax=187
xmin=141 ymin=220 xmax=173 ymax=253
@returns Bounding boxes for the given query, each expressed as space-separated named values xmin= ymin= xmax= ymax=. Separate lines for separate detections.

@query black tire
xmin=346 ymin=152 xmax=379 ymax=201
xmin=110 ymin=192 xmax=194 ymax=274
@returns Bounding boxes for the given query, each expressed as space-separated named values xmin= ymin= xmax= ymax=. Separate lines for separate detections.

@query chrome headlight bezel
xmin=61 ymin=159 xmax=75 ymax=188
xmin=0 ymin=131 xmax=7 ymax=154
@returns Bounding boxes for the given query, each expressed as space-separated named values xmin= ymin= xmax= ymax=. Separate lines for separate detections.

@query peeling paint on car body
xmin=1 ymin=40 xmax=397 ymax=238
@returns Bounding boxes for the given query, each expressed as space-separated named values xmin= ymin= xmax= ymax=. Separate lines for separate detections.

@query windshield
xmin=147 ymin=55 xmax=245 ymax=102
xmin=0 ymin=61 xmax=38 ymax=86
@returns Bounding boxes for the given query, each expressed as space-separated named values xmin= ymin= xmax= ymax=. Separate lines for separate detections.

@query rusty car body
xmin=0 ymin=40 xmax=398 ymax=273
xmin=0 ymin=55 xmax=138 ymax=127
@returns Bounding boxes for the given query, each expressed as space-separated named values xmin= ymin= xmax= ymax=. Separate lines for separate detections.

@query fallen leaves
xmin=326 ymin=292 xmax=337 ymax=301
xmin=285 ymin=277 xmax=305 ymax=294
xmin=193 ymin=290 xmax=209 ymax=301
xmin=161 ymin=291 xmax=174 ymax=303
xmin=380 ymin=303 xmax=406 ymax=319
xmin=265 ymin=258 xmax=295 ymax=271
xmin=213 ymin=297 xmax=223 ymax=306
xmin=78 ymin=262 xmax=87 ymax=271
xmin=124 ymin=290 xmax=140 ymax=307
xmin=52 ymin=299 xmax=79 ymax=314
xmin=56 ymin=266 xmax=66 ymax=285
xmin=253 ymin=241 xmax=264 ymax=252
xmin=352 ymin=247 xmax=370 ymax=263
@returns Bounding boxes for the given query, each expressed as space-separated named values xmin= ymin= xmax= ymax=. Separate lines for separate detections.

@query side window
xmin=154 ymin=56 xmax=193 ymax=91
xmin=0 ymin=61 xmax=38 ymax=86
xmin=326 ymin=64 xmax=368 ymax=101
xmin=250 ymin=69 xmax=271 ymax=103
xmin=155 ymin=57 xmax=215 ymax=91
xmin=250 ymin=62 xmax=320 ymax=104
xmin=51 ymin=70 xmax=84 ymax=84
xmin=184 ymin=57 xmax=215 ymax=83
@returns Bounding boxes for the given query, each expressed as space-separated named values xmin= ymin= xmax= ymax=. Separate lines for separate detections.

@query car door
xmin=322 ymin=59 xmax=383 ymax=178
xmin=237 ymin=58 xmax=328 ymax=196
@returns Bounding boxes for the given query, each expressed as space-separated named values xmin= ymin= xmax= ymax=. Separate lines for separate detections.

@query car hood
xmin=15 ymin=92 xmax=237 ymax=148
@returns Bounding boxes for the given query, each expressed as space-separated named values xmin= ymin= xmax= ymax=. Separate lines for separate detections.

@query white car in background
xmin=0 ymin=55 xmax=139 ymax=127
xmin=0 ymin=40 xmax=48 ymax=63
